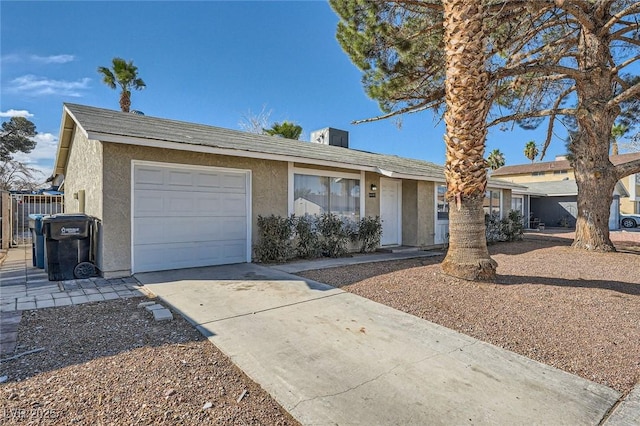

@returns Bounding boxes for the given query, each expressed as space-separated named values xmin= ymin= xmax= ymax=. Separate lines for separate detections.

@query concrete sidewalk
xmin=269 ymin=250 xmax=442 ymax=274
xmin=137 ymin=263 xmax=623 ymax=425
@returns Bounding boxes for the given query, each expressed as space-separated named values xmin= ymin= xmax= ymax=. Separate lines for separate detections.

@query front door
xmin=380 ymin=178 xmax=401 ymax=246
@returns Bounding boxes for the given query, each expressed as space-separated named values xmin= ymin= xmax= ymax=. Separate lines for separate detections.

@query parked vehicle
xmin=620 ymin=213 xmax=640 ymax=228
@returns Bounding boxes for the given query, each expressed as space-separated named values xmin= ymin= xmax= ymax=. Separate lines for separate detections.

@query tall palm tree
xmin=97 ymin=58 xmax=146 ymax=112
xmin=441 ymin=0 xmax=496 ymax=281
xmin=610 ymin=124 xmax=627 ymax=156
xmin=487 ymin=149 xmax=505 ymax=171
xmin=524 ymin=141 xmax=538 ymax=163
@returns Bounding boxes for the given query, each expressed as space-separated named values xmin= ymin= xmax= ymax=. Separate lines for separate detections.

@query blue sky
xmin=0 ymin=0 xmax=622 ymax=182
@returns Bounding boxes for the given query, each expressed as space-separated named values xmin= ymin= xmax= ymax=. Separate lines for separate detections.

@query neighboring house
xmin=53 ymin=103 xmax=522 ymax=278
xmin=492 ymin=154 xmax=638 ymax=229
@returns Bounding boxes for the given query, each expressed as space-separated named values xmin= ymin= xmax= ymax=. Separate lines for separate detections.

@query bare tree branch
xmin=487 ymin=108 xmax=576 ymax=128
xmin=608 ymin=81 xmax=640 ymax=108
xmin=600 ymin=2 xmax=640 ymax=37
xmin=615 ymin=158 xmax=640 ymax=180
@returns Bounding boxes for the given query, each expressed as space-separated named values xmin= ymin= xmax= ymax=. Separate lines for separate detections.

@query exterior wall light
xmin=370 ymin=184 xmax=378 ymax=191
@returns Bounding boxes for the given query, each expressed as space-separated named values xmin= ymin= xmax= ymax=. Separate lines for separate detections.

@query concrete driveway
xmin=136 ymin=263 xmax=620 ymax=425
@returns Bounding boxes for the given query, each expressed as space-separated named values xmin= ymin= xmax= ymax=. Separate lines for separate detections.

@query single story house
xmin=492 ymin=155 xmax=635 ymax=229
xmin=53 ymin=103 xmax=523 ymax=278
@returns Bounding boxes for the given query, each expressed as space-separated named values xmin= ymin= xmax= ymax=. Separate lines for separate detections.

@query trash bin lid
xmin=28 ymin=214 xmax=48 ymax=233
xmin=43 ymin=213 xmax=93 ymax=222
xmin=42 ymin=213 xmax=94 ymax=239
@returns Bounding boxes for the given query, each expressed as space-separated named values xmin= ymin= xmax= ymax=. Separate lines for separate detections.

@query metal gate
xmin=10 ymin=193 xmax=64 ymax=245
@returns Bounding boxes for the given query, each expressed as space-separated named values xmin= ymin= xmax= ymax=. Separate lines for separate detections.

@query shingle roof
xmin=63 ymin=103 xmax=447 ymax=179
xmin=60 ymin=103 xmax=524 ymax=189
xmin=518 ymin=179 xmax=629 ymax=197
xmin=492 ymin=152 xmax=640 ymax=176
xmin=521 ymin=180 xmax=578 ymax=196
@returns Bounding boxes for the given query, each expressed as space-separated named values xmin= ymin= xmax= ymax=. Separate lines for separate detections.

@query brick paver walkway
xmin=0 ymin=245 xmax=148 ymax=313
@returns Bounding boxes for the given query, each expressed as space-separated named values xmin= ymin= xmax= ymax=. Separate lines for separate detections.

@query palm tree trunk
xmin=441 ymin=0 xmax=496 ymax=281
xmin=119 ymin=90 xmax=131 ymax=113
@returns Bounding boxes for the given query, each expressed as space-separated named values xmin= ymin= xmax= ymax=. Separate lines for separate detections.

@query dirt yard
xmin=0 ymin=299 xmax=298 ymax=425
xmin=299 ymin=230 xmax=640 ymax=395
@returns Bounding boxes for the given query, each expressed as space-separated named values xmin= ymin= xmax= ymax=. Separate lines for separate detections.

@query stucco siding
xmin=401 ymin=180 xmax=435 ymax=247
xmin=620 ymin=174 xmax=639 ymax=214
xmin=418 ymin=181 xmax=435 ymax=246
xmin=364 ymin=172 xmax=380 ymax=218
xmin=101 ymin=143 xmax=288 ymax=277
xmin=402 ymin=181 xmax=418 ymax=246
xmin=64 ymin=130 xmax=103 ymax=217
xmin=501 ymin=189 xmax=512 ymax=218
xmin=63 ymin=129 xmax=104 ymax=269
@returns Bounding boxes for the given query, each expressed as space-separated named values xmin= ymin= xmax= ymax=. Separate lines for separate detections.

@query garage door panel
xmin=135 ymin=241 xmax=246 ymax=272
xmin=196 ymin=172 xmax=221 ymax=188
xmin=220 ymin=174 xmax=246 ymax=191
xmin=135 ymin=216 xmax=246 ymax=245
xmin=136 ymin=167 xmax=165 ymax=186
xmin=133 ymin=163 xmax=250 ymax=273
xmin=167 ymin=170 xmax=194 ymax=187
xmin=135 ymin=192 xmax=165 ymax=215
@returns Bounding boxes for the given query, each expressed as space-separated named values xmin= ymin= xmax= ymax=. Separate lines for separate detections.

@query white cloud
xmin=30 ymin=54 xmax=75 ymax=64
xmin=11 ymin=132 xmax=58 ymax=179
xmin=1 ymin=53 xmax=75 ymax=64
xmin=8 ymin=75 xmax=90 ymax=97
xmin=1 ymin=54 xmax=22 ymax=63
xmin=0 ymin=109 xmax=34 ymax=118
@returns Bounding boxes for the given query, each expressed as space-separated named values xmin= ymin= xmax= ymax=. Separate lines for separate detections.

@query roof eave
xmin=88 ymin=131 xmax=447 ymax=181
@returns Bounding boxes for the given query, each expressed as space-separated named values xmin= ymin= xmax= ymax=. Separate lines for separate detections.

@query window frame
xmin=288 ymin=164 xmax=365 ymax=220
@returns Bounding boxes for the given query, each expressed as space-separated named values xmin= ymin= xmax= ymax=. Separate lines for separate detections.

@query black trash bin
xmin=43 ymin=214 xmax=98 ymax=281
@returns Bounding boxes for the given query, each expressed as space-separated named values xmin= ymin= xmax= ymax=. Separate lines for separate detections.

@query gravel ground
xmin=299 ymin=231 xmax=640 ymax=395
xmin=0 ymin=298 xmax=298 ymax=425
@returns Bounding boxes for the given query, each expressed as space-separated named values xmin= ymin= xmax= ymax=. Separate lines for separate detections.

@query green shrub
xmin=254 ymin=214 xmax=294 ymax=263
xmin=485 ymin=213 xmax=504 ymax=243
xmin=355 ymin=216 xmax=382 ymax=253
xmin=503 ymin=210 xmax=524 ymax=241
xmin=293 ymin=214 xmax=322 ymax=259
xmin=318 ymin=213 xmax=351 ymax=258
xmin=485 ymin=210 xmax=524 ymax=243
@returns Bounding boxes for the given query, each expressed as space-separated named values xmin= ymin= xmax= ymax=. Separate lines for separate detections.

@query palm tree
xmin=97 ymin=58 xmax=146 ymax=112
xmin=524 ymin=141 xmax=538 ymax=163
xmin=610 ymin=124 xmax=627 ymax=156
xmin=264 ymin=121 xmax=303 ymax=140
xmin=487 ymin=149 xmax=505 ymax=171
xmin=441 ymin=0 xmax=496 ymax=281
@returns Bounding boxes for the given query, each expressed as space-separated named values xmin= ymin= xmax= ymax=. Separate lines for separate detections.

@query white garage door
xmin=133 ymin=162 xmax=250 ymax=273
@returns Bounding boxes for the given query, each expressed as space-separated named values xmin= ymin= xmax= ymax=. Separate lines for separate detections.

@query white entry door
xmin=132 ymin=162 xmax=250 ymax=273
xmin=380 ymin=178 xmax=401 ymax=246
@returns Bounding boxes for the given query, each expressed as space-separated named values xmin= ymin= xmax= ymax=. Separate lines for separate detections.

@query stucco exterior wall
xmin=364 ymin=172 xmax=380 ymax=218
xmin=62 ymin=129 xmax=104 ymax=269
xmin=402 ymin=180 xmax=435 ymax=247
xmin=501 ymin=189 xmax=512 ymax=218
xmin=620 ymin=174 xmax=639 ymax=214
xmin=101 ymin=143 xmax=288 ymax=277
xmin=64 ymin=130 xmax=103 ymax=217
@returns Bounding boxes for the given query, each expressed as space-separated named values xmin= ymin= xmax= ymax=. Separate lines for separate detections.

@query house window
xmin=483 ymin=190 xmax=501 ymax=216
xmin=293 ymin=173 xmax=360 ymax=221
xmin=553 ymin=170 xmax=568 ymax=175
xmin=511 ymin=196 xmax=523 ymax=213
xmin=437 ymin=185 xmax=449 ymax=220
xmin=532 ymin=171 xmax=545 ymax=176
